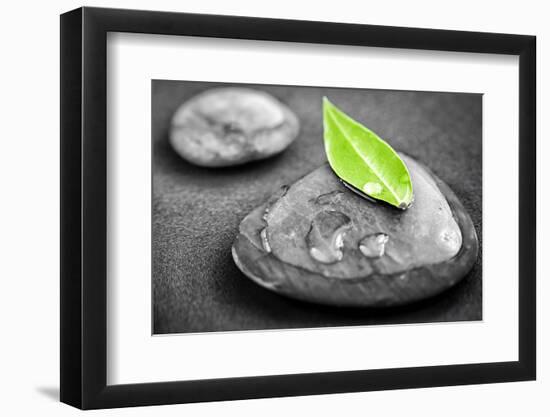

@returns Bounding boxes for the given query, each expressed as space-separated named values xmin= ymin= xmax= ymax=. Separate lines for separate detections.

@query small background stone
xmin=152 ymin=80 xmax=482 ymax=334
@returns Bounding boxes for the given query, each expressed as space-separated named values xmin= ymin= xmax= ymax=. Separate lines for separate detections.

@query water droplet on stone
xmin=313 ymin=190 xmax=344 ymax=205
xmin=359 ymin=233 xmax=389 ymax=258
xmin=362 ymin=182 xmax=383 ymax=196
xmin=398 ymin=201 xmax=409 ymax=210
xmin=260 ymin=228 xmax=271 ymax=253
xmin=306 ymin=210 xmax=351 ymax=264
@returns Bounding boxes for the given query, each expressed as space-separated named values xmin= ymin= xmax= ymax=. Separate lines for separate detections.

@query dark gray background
xmin=152 ymin=80 xmax=482 ymax=334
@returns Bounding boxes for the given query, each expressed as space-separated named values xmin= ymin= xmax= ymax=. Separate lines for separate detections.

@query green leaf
xmin=322 ymin=97 xmax=413 ymax=209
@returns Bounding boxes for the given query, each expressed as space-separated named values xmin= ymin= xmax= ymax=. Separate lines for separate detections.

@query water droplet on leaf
xmin=362 ymin=182 xmax=383 ymax=196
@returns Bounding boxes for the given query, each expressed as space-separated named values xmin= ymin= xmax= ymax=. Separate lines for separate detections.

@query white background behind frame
xmin=107 ymin=32 xmax=518 ymax=385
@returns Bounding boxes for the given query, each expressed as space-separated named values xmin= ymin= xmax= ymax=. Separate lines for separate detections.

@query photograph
xmin=54 ymin=3 xmax=539 ymax=412
xmin=152 ymin=80 xmax=482 ymax=335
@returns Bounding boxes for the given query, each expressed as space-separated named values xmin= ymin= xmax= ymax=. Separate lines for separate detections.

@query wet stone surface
xmin=169 ymin=87 xmax=300 ymax=167
xmin=232 ymin=154 xmax=478 ymax=307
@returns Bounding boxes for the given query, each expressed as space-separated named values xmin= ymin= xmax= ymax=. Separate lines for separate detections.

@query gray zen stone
xmin=170 ymin=87 xmax=300 ymax=167
xmin=232 ymin=154 xmax=478 ymax=307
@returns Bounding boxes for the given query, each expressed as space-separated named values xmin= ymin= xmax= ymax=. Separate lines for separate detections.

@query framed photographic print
xmin=60 ymin=6 xmax=536 ymax=409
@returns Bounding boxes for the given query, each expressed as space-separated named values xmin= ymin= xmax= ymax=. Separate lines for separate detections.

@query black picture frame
xmin=60 ymin=6 xmax=536 ymax=410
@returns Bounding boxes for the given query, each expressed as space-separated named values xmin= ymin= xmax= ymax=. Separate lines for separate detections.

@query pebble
xmin=170 ymin=87 xmax=299 ymax=167
xmin=232 ymin=154 xmax=478 ymax=307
